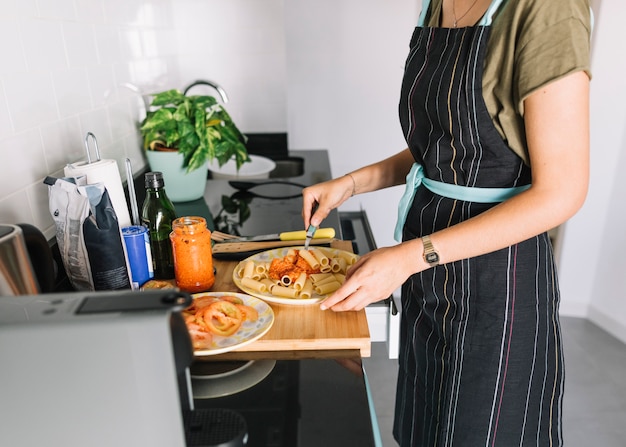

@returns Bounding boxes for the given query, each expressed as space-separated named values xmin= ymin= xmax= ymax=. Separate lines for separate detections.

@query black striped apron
xmin=393 ymin=0 xmax=564 ymax=445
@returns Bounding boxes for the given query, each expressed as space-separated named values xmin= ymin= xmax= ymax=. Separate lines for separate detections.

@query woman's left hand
xmin=320 ymin=244 xmax=418 ymax=311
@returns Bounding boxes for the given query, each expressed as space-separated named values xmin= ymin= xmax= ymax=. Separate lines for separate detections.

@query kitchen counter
xmin=46 ymin=149 xmax=379 ymax=446
xmin=181 ymin=150 xmax=377 ymax=446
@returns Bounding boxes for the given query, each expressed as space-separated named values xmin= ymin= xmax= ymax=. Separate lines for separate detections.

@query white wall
xmin=558 ymin=0 xmax=626 ymax=343
xmin=284 ymin=0 xmax=418 ymax=251
xmin=0 ymin=0 xmax=180 ymax=240
xmin=173 ymin=0 xmax=288 ymax=133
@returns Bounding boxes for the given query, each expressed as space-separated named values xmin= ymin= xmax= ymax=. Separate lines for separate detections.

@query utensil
xmin=125 ymin=158 xmax=140 ymax=226
xmin=303 ymin=224 xmax=317 ymax=251
xmin=211 ymin=238 xmax=336 ymax=255
xmin=212 ymin=227 xmax=335 ymax=243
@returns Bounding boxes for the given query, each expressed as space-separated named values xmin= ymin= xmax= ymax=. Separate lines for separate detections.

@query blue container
xmin=122 ymin=225 xmax=154 ymax=288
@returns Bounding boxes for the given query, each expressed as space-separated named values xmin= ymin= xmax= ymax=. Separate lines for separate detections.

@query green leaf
xmin=151 ymin=90 xmax=185 ymax=106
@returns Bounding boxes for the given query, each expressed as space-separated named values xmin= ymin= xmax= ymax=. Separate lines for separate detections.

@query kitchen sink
xmin=269 ymin=156 xmax=304 ymax=178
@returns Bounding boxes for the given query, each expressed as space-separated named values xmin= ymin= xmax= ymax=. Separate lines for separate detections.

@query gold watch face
xmin=425 ymin=251 xmax=439 ymax=264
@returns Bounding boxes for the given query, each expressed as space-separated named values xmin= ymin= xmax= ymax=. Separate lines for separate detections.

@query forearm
xmin=347 ymin=148 xmax=414 ymax=195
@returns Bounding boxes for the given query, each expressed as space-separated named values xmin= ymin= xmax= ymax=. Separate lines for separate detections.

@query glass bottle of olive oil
xmin=141 ymin=172 xmax=177 ymax=279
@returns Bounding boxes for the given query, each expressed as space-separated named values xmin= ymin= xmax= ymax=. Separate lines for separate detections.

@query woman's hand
xmin=320 ymin=242 xmax=422 ymax=311
xmin=302 ymin=175 xmax=354 ymax=228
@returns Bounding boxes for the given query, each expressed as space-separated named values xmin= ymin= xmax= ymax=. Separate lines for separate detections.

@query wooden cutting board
xmin=201 ymin=240 xmax=371 ymax=360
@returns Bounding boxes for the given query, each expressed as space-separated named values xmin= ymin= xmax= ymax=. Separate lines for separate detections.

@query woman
xmin=301 ymin=0 xmax=591 ymax=445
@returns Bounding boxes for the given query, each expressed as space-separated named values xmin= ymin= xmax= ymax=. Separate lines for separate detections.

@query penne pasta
xmin=255 ymin=262 xmax=267 ymax=275
xmin=309 ymin=273 xmax=334 ymax=283
xmin=243 ymin=260 xmax=255 ymax=278
xmin=298 ymin=249 xmax=320 ymax=269
xmin=330 ymin=257 xmax=347 ymax=273
xmin=314 ymin=280 xmax=342 ymax=295
xmin=280 ymin=275 xmax=292 ymax=286
xmin=241 ymin=277 xmax=267 ymax=293
xmin=333 ymin=273 xmax=346 ymax=284
xmin=237 ymin=248 xmax=359 ymax=301
xmin=293 ymin=272 xmax=308 ymax=291
xmin=299 ymin=278 xmax=314 ymax=299
xmin=261 ymin=278 xmax=277 ymax=290
xmin=271 ymin=285 xmax=299 ymax=298
xmin=337 ymin=250 xmax=358 ymax=265
xmin=310 ymin=248 xmax=330 ymax=266
xmin=235 ymin=264 xmax=245 ymax=278
xmin=312 ymin=274 xmax=340 ymax=286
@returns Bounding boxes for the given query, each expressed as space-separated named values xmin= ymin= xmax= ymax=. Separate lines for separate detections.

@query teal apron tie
xmin=393 ymin=162 xmax=530 ymax=241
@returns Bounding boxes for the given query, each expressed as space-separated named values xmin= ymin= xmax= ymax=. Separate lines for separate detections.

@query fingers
xmin=302 ymin=176 xmax=354 ymax=228
xmin=301 ymin=188 xmax=317 ymax=228
xmin=320 ymin=285 xmax=371 ymax=311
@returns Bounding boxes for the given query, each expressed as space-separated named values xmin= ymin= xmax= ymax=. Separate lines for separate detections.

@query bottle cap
xmin=145 ymin=172 xmax=165 ymax=189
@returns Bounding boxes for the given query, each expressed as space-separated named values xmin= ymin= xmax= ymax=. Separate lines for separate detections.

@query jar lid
xmin=145 ymin=172 xmax=165 ymax=189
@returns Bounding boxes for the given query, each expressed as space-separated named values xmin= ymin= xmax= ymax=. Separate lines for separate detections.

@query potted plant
xmin=140 ymin=89 xmax=249 ymax=201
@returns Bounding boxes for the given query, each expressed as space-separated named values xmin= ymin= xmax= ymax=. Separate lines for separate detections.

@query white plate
xmin=191 ymin=359 xmax=276 ymax=399
xmin=208 ymin=154 xmax=276 ymax=179
xmin=232 ymin=246 xmax=356 ymax=306
xmin=189 ymin=292 xmax=274 ymax=356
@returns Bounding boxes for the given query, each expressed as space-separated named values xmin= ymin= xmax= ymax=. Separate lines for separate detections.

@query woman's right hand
xmin=302 ymin=174 xmax=354 ymax=228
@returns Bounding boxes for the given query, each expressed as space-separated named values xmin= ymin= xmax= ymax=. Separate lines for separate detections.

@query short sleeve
xmin=514 ymin=2 xmax=592 ymax=113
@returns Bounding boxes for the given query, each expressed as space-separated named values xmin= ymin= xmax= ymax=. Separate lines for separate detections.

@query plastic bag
xmin=45 ymin=176 xmax=131 ymax=291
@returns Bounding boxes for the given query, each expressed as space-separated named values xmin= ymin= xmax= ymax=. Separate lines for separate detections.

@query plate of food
xmin=232 ymin=246 xmax=359 ymax=305
xmin=183 ymin=292 xmax=274 ymax=356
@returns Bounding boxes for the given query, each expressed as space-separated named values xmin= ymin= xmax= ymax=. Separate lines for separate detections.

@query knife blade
xmin=221 ymin=227 xmax=335 ymax=243
xmin=303 ymin=224 xmax=317 ymax=251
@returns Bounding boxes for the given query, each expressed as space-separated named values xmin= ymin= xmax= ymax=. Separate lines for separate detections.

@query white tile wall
xmin=0 ymin=0 xmax=180 ymax=240
xmin=0 ymin=0 xmax=289 ymax=241
xmin=173 ymin=0 xmax=288 ymax=133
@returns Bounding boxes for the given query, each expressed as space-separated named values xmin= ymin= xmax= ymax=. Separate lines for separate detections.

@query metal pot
xmin=0 ymin=223 xmax=55 ymax=295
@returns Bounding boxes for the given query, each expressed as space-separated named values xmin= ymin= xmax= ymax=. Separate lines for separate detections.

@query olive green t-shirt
xmin=426 ymin=0 xmax=592 ymax=164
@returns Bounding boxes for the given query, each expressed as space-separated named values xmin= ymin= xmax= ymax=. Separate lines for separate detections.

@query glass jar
xmin=169 ymin=216 xmax=214 ymax=293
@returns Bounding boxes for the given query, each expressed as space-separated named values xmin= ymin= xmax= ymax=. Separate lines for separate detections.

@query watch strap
xmin=421 ymin=235 xmax=440 ymax=266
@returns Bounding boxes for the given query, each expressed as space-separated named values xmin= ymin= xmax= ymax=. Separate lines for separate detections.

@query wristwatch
xmin=421 ymin=235 xmax=440 ymax=267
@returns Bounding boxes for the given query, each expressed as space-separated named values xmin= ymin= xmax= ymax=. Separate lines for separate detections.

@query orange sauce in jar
xmin=169 ymin=216 xmax=214 ymax=293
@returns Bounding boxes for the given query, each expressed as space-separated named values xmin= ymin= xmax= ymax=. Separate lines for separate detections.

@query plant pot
xmin=145 ymin=150 xmax=208 ymax=202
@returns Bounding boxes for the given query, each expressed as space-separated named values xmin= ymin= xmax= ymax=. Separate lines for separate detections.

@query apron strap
xmin=478 ymin=0 xmax=506 ymax=26
xmin=394 ymin=163 xmax=530 ymax=242
xmin=417 ymin=0 xmax=432 ymax=27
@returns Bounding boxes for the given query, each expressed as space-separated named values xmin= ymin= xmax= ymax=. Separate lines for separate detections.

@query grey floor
xmin=362 ymin=316 xmax=626 ymax=447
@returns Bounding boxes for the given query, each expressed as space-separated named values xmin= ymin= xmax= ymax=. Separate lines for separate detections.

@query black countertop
xmin=191 ymin=358 xmax=377 ymax=446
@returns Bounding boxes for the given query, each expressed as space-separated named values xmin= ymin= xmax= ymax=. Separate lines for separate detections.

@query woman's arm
xmin=321 ymin=70 xmax=590 ymax=311
xmin=302 ymin=148 xmax=415 ymax=228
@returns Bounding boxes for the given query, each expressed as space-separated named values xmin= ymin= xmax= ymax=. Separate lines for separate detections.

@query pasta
xmin=236 ymin=248 xmax=357 ymax=300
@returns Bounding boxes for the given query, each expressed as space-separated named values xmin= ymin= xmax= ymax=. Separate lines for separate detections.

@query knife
xmin=221 ymin=227 xmax=335 ymax=243
xmin=303 ymin=224 xmax=317 ymax=251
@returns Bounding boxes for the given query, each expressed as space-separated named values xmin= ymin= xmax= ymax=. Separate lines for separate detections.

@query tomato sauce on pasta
xmin=268 ymin=250 xmax=321 ymax=284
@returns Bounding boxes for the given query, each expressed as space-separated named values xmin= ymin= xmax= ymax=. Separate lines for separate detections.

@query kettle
xmin=0 ymin=223 xmax=55 ymax=295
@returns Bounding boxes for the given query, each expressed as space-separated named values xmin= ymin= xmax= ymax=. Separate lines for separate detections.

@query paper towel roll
xmin=64 ymin=159 xmax=131 ymax=228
